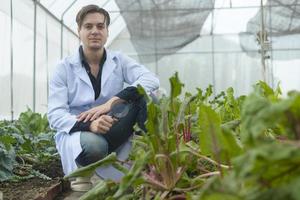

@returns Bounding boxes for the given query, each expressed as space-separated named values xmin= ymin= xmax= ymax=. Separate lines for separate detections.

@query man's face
xmin=78 ymin=12 xmax=108 ymax=51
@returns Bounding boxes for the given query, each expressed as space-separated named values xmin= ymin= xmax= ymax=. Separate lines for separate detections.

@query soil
xmin=0 ymin=157 xmax=65 ymax=200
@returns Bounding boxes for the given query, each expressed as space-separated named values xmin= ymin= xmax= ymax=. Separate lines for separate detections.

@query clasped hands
xmin=76 ymin=97 xmax=123 ymax=134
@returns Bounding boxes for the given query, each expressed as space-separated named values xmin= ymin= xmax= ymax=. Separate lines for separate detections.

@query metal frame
xmin=33 ymin=0 xmax=37 ymax=112
xmin=10 ymin=0 xmax=14 ymax=120
xmin=60 ymin=0 xmax=78 ymax=59
xmin=211 ymin=5 xmax=216 ymax=95
xmin=4 ymin=0 xmax=299 ymax=119
xmin=269 ymin=0 xmax=275 ymax=88
xmin=106 ymin=4 xmax=300 ymax=13
xmin=36 ymin=1 xmax=78 ymax=37
xmin=46 ymin=14 xmax=49 ymax=104
xmin=30 ymin=0 xmax=79 ymax=113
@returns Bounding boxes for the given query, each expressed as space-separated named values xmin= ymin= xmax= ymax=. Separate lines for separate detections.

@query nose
xmin=91 ymin=26 xmax=99 ymax=34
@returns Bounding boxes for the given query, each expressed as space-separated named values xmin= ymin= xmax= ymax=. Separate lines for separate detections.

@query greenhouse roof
xmin=38 ymin=0 xmax=300 ymax=61
xmin=39 ymin=0 xmax=125 ymax=45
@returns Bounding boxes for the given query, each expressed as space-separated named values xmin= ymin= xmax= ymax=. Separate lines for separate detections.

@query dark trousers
xmin=75 ymin=98 xmax=146 ymax=167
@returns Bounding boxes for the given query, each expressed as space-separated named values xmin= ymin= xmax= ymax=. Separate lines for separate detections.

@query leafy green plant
xmin=66 ymin=73 xmax=245 ymax=199
xmin=65 ymin=73 xmax=300 ymax=200
xmin=0 ymin=108 xmax=57 ymax=181
xmin=194 ymin=82 xmax=300 ymax=200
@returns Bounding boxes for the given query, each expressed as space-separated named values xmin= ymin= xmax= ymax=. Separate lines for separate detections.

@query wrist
xmin=90 ymin=120 xmax=101 ymax=133
xmin=107 ymin=96 xmax=124 ymax=108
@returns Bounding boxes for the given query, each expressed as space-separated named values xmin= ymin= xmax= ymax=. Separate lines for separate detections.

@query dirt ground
xmin=0 ymin=157 xmax=65 ymax=200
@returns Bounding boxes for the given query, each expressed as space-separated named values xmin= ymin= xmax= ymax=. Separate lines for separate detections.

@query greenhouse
xmin=1 ymin=0 xmax=300 ymax=199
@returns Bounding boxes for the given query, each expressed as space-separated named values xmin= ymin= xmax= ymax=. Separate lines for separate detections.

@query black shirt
xmin=69 ymin=47 xmax=142 ymax=134
xmin=80 ymin=46 xmax=106 ymax=100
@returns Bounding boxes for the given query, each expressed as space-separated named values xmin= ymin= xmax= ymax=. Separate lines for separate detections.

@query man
xmin=47 ymin=5 xmax=159 ymax=191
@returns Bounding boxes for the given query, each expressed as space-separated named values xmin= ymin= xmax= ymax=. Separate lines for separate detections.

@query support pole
xmin=33 ymin=0 xmax=37 ymax=112
xmin=10 ymin=0 xmax=14 ymax=120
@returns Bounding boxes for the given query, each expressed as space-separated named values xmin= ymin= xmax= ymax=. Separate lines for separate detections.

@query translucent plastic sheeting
xmin=2 ymin=0 xmax=300 ymax=120
xmin=238 ymin=0 xmax=300 ymax=92
xmin=155 ymin=43 xmax=262 ymax=96
xmin=0 ymin=0 xmax=79 ymax=119
xmin=156 ymin=52 xmax=214 ymax=95
xmin=0 ymin=1 xmax=11 ymax=119
xmin=39 ymin=0 xmax=124 ymax=45
xmin=115 ymin=0 xmax=214 ymax=63
xmin=272 ymin=50 xmax=300 ymax=93
xmin=213 ymin=52 xmax=262 ymax=95
xmin=12 ymin=0 xmax=34 ymax=118
xmin=109 ymin=21 xmax=265 ymax=96
xmin=240 ymin=0 xmax=300 ymax=59
xmin=36 ymin=7 xmax=49 ymax=114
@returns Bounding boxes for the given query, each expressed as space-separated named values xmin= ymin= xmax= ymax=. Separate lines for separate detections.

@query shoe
xmin=70 ymin=177 xmax=93 ymax=192
xmin=91 ymin=173 xmax=103 ymax=186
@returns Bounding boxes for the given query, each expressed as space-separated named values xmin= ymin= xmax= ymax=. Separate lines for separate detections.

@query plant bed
xmin=0 ymin=109 xmax=68 ymax=200
xmin=0 ymin=157 xmax=66 ymax=200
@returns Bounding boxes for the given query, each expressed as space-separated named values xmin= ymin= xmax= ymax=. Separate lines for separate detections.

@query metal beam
xmin=123 ymin=48 xmax=300 ymax=57
xmin=46 ymin=15 xmax=49 ymax=104
xmin=60 ymin=0 xmax=78 ymax=59
xmin=10 ymin=0 xmax=14 ymax=121
xmin=33 ymin=0 xmax=78 ymax=38
xmin=106 ymin=4 xmax=300 ymax=13
xmin=33 ymin=0 xmax=37 ymax=112
xmin=211 ymin=7 xmax=216 ymax=96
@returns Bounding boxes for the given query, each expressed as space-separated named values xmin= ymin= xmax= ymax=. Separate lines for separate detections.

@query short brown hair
xmin=76 ymin=5 xmax=110 ymax=28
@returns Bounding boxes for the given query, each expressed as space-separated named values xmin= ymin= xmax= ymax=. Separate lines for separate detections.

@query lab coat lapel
xmin=101 ymin=51 xmax=117 ymax=89
xmin=69 ymin=50 xmax=93 ymax=89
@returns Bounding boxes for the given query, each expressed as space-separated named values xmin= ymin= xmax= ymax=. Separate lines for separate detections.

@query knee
xmin=76 ymin=132 xmax=108 ymax=166
xmin=85 ymin=139 xmax=108 ymax=160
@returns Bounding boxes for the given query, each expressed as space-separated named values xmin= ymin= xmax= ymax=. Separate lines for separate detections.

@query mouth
xmin=88 ymin=39 xmax=101 ymax=43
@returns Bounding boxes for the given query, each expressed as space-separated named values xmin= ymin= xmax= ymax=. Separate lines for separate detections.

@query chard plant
xmin=65 ymin=73 xmax=300 ymax=200
xmin=193 ymin=82 xmax=300 ymax=200
xmin=67 ymin=72 xmax=245 ymax=199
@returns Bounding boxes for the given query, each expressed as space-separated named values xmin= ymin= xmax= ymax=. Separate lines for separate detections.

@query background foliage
xmin=0 ymin=109 xmax=57 ymax=181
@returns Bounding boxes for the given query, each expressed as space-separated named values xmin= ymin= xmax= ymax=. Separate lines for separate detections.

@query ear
xmin=77 ymin=28 xmax=81 ymax=39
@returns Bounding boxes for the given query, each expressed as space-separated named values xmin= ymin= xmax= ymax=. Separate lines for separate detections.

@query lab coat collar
xmin=101 ymin=49 xmax=117 ymax=89
xmin=70 ymin=50 xmax=92 ymax=89
xmin=68 ymin=47 xmax=117 ymax=90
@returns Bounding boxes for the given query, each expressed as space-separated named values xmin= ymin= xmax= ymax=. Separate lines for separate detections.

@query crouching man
xmin=47 ymin=4 xmax=159 ymax=191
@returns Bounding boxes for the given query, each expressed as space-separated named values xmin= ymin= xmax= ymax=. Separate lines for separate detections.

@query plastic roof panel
xmin=39 ymin=0 xmax=124 ymax=44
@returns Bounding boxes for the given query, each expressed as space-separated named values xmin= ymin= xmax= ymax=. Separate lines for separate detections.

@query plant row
xmin=68 ymin=72 xmax=300 ymax=200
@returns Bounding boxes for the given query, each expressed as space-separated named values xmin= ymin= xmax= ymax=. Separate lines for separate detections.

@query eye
xmin=97 ymin=24 xmax=105 ymax=30
xmin=84 ymin=24 xmax=92 ymax=30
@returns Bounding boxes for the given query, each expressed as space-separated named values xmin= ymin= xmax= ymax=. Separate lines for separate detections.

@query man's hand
xmin=77 ymin=103 xmax=110 ymax=122
xmin=89 ymin=115 xmax=117 ymax=134
xmin=77 ymin=96 xmax=125 ymax=122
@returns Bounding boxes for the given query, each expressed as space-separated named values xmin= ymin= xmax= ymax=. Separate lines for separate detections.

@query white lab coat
xmin=48 ymin=48 xmax=159 ymax=179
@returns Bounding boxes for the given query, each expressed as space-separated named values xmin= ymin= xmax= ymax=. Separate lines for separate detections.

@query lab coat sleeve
xmin=119 ymin=53 xmax=160 ymax=93
xmin=47 ymin=62 xmax=77 ymax=134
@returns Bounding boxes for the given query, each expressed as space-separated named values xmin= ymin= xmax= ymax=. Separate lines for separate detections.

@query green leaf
xmin=79 ymin=180 xmax=117 ymax=200
xmin=198 ymin=105 xmax=242 ymax=163
xmin=0 ymin=147 xmax=15 ymax=181
xmin=254 ymin=81 xmax=281 ymax=100
xmin=198 ymin=104 xmax=223 ymax=158
xmin=64 ymin=153 xmax=117 ymax=179
xmin=169 ymin=72 xmax=184 ymax=99
xmin=202 ymin=193 xmax=241 ymax=200
xmin=241 ymin=93 xmax=293 ymax=145
xmin=0 ymin=135 xmax=16 ymax=150
xmin=113 ymin=152 xmax=149 ymax=198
